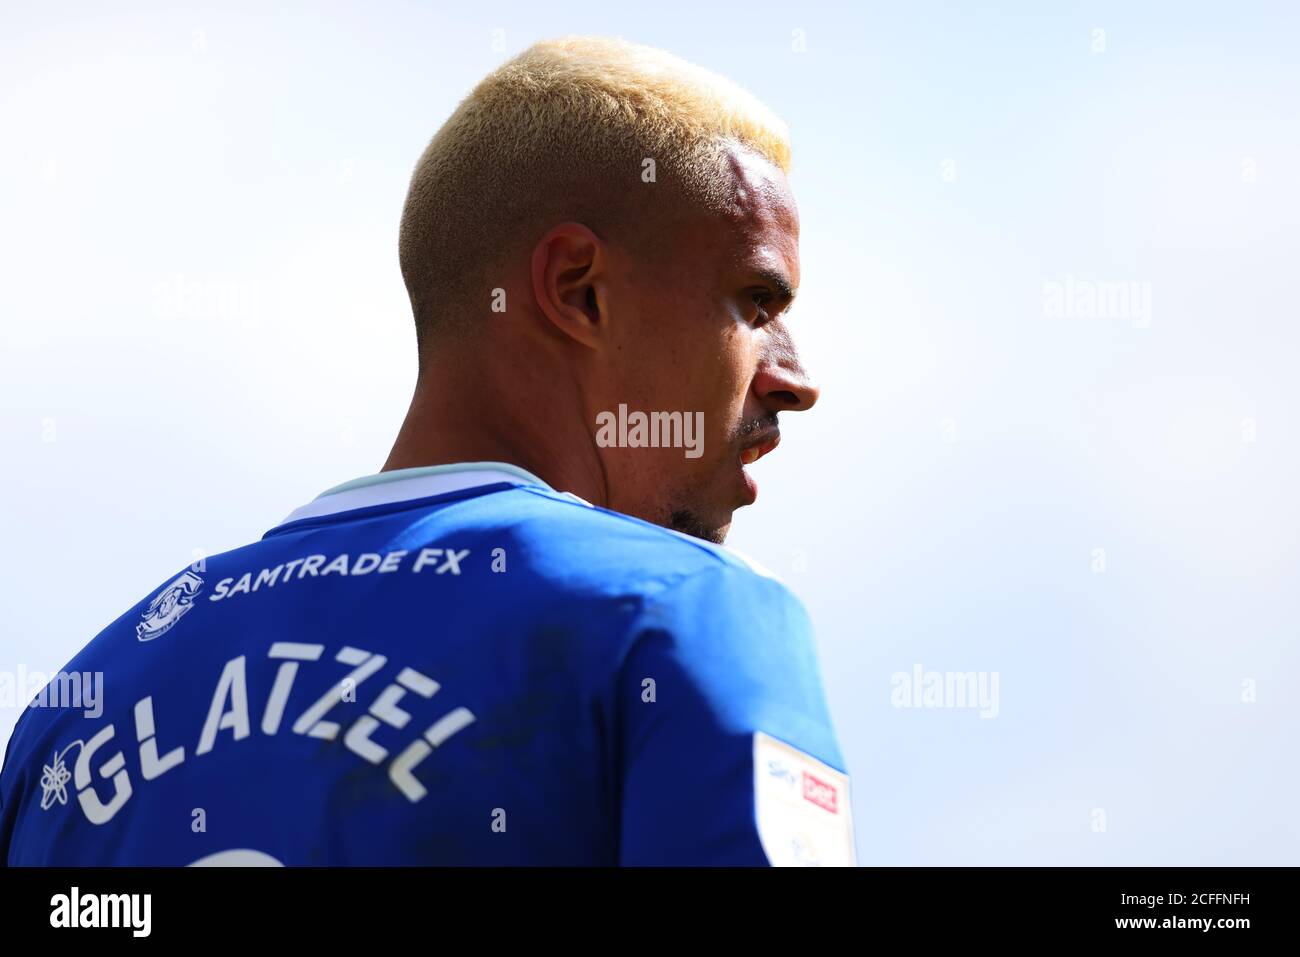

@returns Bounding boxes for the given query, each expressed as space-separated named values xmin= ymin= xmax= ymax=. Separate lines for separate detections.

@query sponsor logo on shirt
xmin=753 ymin=732 xmax=855 ymax=866
xmin=801 ymin=771 xmax=838 ymax=814
xmin=767 ymin=758 xmax=797 ymax=789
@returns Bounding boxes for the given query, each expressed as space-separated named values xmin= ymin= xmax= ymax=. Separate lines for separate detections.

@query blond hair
xmin=398 ymin=35 xmax=791 ymax=349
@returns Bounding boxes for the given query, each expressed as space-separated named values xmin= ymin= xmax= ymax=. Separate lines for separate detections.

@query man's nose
xmin=752 ymin=325 xmax=820 ymax=413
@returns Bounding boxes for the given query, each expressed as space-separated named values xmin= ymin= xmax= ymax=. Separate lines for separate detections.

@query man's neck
xmin=382 ymin=374 xmax=609 ymax=508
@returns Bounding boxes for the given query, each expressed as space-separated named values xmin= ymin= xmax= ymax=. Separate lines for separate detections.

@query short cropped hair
xmin=398 ymin=35 xmax=791 ymax=351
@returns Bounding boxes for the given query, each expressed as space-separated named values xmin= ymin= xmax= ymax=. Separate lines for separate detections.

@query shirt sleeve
xmin=615 ymin=561 xmax=854 ymax=866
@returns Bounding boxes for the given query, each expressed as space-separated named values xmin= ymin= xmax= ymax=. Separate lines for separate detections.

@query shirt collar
xmin=276 ymin=461 xmax=553 ymax=526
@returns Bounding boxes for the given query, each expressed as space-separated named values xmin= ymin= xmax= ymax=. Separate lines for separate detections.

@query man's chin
xmin=668 ymin=508 xmax=731 ymax=545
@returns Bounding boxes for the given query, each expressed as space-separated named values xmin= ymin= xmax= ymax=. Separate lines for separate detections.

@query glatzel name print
xmin=37 ymin=641 xmax=477 ymax=827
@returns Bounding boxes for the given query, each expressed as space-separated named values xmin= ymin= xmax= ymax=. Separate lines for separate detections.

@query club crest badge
xmin=136 ymin=570 xmax=204 ymax=642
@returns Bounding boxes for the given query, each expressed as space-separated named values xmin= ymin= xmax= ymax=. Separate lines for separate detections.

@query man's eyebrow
xmin=752 ymin=267 xmax=797 ymax=306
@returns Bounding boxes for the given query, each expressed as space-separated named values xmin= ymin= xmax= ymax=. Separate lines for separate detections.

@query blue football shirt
xmin=0 ymin=463 xmax=854 ymax=865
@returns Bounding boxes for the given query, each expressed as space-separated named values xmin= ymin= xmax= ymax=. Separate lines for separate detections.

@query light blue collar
xmin=278 ymin=461 xmax=554 ymax=526
xmin=316 ymin=461 xmax=550 ymax=498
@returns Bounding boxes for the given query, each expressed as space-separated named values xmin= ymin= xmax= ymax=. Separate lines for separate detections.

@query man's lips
xmin=739 ymin=430 xmax=781 ymax=466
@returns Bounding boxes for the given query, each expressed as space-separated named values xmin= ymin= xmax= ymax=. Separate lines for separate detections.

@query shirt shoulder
xmin=278 ymin=480 xmax=780 ymax=602
xmin=497 ymin=485 xmax=790 ymax=596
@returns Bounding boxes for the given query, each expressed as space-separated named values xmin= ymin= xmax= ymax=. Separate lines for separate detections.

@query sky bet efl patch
xmin=753 ymin=731 xmax=856 ymax=867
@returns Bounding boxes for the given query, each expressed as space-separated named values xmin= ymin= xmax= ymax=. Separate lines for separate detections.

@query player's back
xmin=0 ymin=464 xmax=853 ymax=866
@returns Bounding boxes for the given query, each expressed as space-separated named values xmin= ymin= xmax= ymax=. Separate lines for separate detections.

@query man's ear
xmin=531 ymin=222 xmax=609 ymax=349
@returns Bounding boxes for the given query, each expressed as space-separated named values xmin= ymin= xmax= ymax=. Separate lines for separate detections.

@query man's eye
xmin=750 ymin=292 xmax=773 ymax=322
